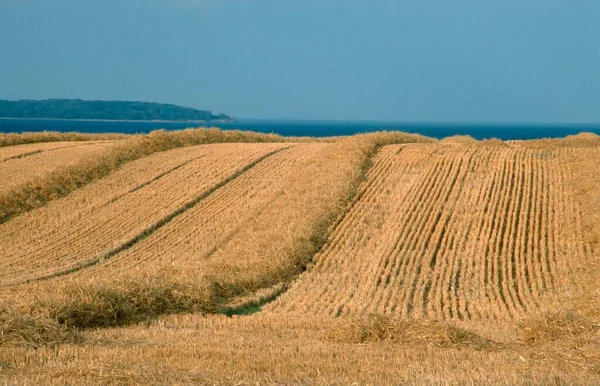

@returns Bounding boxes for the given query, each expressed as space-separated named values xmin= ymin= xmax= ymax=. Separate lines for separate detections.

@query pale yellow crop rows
xmin=1 ymin=133 xmax=599 ymax=384
xmin=69 ymin=143 xmax=330 ymax=279
xmin=0 ymin=143 xmax=287 ymax=286
xmin=267 ymin=143 xmax=590 ymax=321
xmin=0 ymin=141 xmax=121 ymax=193
xmin=0 ymin=141 xmax=115 ymax=162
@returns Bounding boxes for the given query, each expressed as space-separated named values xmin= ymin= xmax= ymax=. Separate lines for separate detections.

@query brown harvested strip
xmin=440 ymin=148 xmax=493 ymax=320
xmin=0 ymin=147 xmax=219 ymax=262
xmin=338 ymin=146 xmax=444 ymax=317
xmin=502 ymin=150 xmax=527 ymax=314
xmin=269 ymin=142 xmax=592 ymax=323
xmin=456 ymin=148 xmax=503 ymax=321
xmin=514 ymin=150 xmax=536 ymax=309
xmin=434 ymin=150 xmax=487 ymax=319
xmin=528 ymin=154 xmax=545 ymax=297
xmin=374 ymin=151 xmax=451 ymax=317
xmin=315 ymin=145 xmax=401 ymax=269
xmin=288 ymin=148 xmax=392 ymax=316
xmin=500 ymin=150 xmax=529 ymax=315
xmin=0 ymin=141 xmax=122 ymax=193
xmin=0 ymin=131 xmax=127 ymax=147
xmin=544 ymin=153 xmax=561 ymax=292
xmin=481 ymin=152 xmax=512 ymax=320
xmin=299 ymin=146 xmax=407 ymax=316
xmin=422 ymin=146 xmax=496 ymax=318
xmin=453 ymin=150 xmax=491 ymax=319
xmin=0 ymin=141 xmax=114 ymax=162
xmin=282 ymin=145 xmax=460 ymax=314
xmin=398 ymin=152 xmax=466 ymax=317
xmin=0 ymin=128 xmax=318 ymax=224
xmin=552 ymin=155 xmax=586 ymax=291
xmin=488 ymin=154 xmax=515 ymax=318
xmin=423 ymin=156 xmax=471 ymax=319
xmin=411 ymin=149 xmax=473 ymax=318
xmin=538 ymin=154 xmax=553 ymax=290
xmin=542 ymin=150 xmax=580 ymax=298
xmin=268 ymin=145 xmax=466 ymax=317
xmin=68 ymin=144 xmax=327 ymax=278
xmin=511 ymin=150 xmax=535 ymax=311
xmin=3 ymin=145 xmax=286 ymax=285
xmin=0 ymin=143 xmax=287 ymax=286
xmin=271 ymin=145 xmax=422 ymax=316
xmin=550 ymin=156 xmax=568 ymax=291
xmin=356 ymin=147 xmax=434 ymax=316
xmin=0 ymin=145 xmax=217 ymax=254
xmin=347 ymin=147 xmax=430 ymax=315
xmin=370 ymin=148 xmax=460 ymax=317
xmin=4 ymin=150 xmax=283 ymax=285
xmin=495 ymin=151 xmax=521 ymax=316
xmin=443 ymin=154 xmax=487 ymax=320
xmin=404 ymin=154 xmax=463 ymax=317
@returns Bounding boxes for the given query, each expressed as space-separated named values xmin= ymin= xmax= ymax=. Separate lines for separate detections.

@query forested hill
xmin=0 ymin=99 xmax=231 ymax=121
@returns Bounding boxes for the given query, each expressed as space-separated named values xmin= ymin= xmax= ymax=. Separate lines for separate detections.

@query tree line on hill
xmin=0 ymin=99 xmax=231 ymax=121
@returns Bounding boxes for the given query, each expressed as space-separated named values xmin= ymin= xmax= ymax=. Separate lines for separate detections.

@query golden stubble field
xmin=0 ymin=129 xmax=599 ymax=384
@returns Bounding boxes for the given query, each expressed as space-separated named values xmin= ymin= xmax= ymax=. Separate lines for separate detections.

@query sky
xmin=1 ymin=0 xmax=599 ymax=122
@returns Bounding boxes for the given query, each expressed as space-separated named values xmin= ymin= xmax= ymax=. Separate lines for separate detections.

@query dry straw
xmin=0 ymin=127 xmax=317 ymax=223
xmin=0 ymin=131 xmax=128 ymax=147
xmin=1 ymin=131 xmax=433 ymax=343
xmin=328 ymin=314 xmax=495 ymax=350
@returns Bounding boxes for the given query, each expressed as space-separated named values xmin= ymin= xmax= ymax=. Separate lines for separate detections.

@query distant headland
xmin=0 ymin=99 xmax=232 ymax=122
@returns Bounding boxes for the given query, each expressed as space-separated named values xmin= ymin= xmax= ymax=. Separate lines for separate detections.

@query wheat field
xmin=1 ymin=129 xmax=599 ymax=384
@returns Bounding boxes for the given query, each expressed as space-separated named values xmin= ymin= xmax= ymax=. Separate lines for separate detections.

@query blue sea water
xmin=1 ymin=118 xmax=599 ymax=140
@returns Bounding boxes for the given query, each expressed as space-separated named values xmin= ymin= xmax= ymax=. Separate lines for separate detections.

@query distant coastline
xmin=0 ymin=99 xmax=232 ymax=122
xmin=1 ymin=117 xmax=599 ymax=140
xmin=0 ymin=117 xmax=235 ymax=124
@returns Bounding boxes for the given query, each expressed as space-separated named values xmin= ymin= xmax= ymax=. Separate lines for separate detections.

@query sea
xmin=1 ymin=118 xmax=599 ymax=140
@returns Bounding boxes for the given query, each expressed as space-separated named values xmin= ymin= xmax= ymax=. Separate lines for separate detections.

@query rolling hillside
xmin=0 ymin=129 xmax=599 ymax=384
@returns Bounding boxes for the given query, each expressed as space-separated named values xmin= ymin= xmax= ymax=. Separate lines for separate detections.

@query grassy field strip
xmin=327 ymin=145 xmax=442 ymax=317
xmin=0 ymin=132 xmax=128 ymax=147
xmin=267 ymin=144 xmax=589 ymax=321
xmin=0 ymin=141 xmax=116 ymax=162
xmin=1 ymin=143 xmax=287 ymax=285
xmin=0 ymin=312 xmax=597 ymax=385
xmin=324 ymin=144 xmax=441 ymax=317
xmin=0 ymin=143 xmax=287 ymax=286
xmin=0 ymin=145 xmax=220 ymax=270
xmin=397 ymin=149 xmax=469 ymax=318
xmin=554 ymin=149 xmax=588 ymax=290
xmin=62 ymin=143 xmax=329 ymax=279
xmin=0 ymin=141 xmax=122 ymax=194
xmin=265 ymin=144 xmax=433 ymax=315
xmin=1 ymin=135 xmax=599 ymax=384
xmin=346 ymin=146 xmax=462 ymax=318
xmin=421 ymin=149 xmax=486 ymax=319
xmin=0 ymin=128 xmax=314 ymax=224
xmin=192 ymin=138 xmax=384 ymax=302
xmin=0 ymin=144 xmax=218 ymax=260
xmin=0 ymin=134 xmax=429 ymax=327
xmin=270 ymin=146 xmax=395 ymax=316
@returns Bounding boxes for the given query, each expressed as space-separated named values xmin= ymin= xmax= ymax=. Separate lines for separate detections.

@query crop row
xmin=0 ymin=143 xmax=287 ymax=286
xmin=268 ymin=143 xmax=589 ymax=321
xmin=0 ymin=141 xmax=120 ymax=194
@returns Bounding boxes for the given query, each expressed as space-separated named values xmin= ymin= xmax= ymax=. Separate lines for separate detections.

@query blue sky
xmin=1 ymin=0 xmax=599 ymax=122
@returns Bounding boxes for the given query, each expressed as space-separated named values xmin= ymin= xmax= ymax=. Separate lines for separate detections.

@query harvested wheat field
xmin=1 ymin=129 xmax=599 ymax=384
